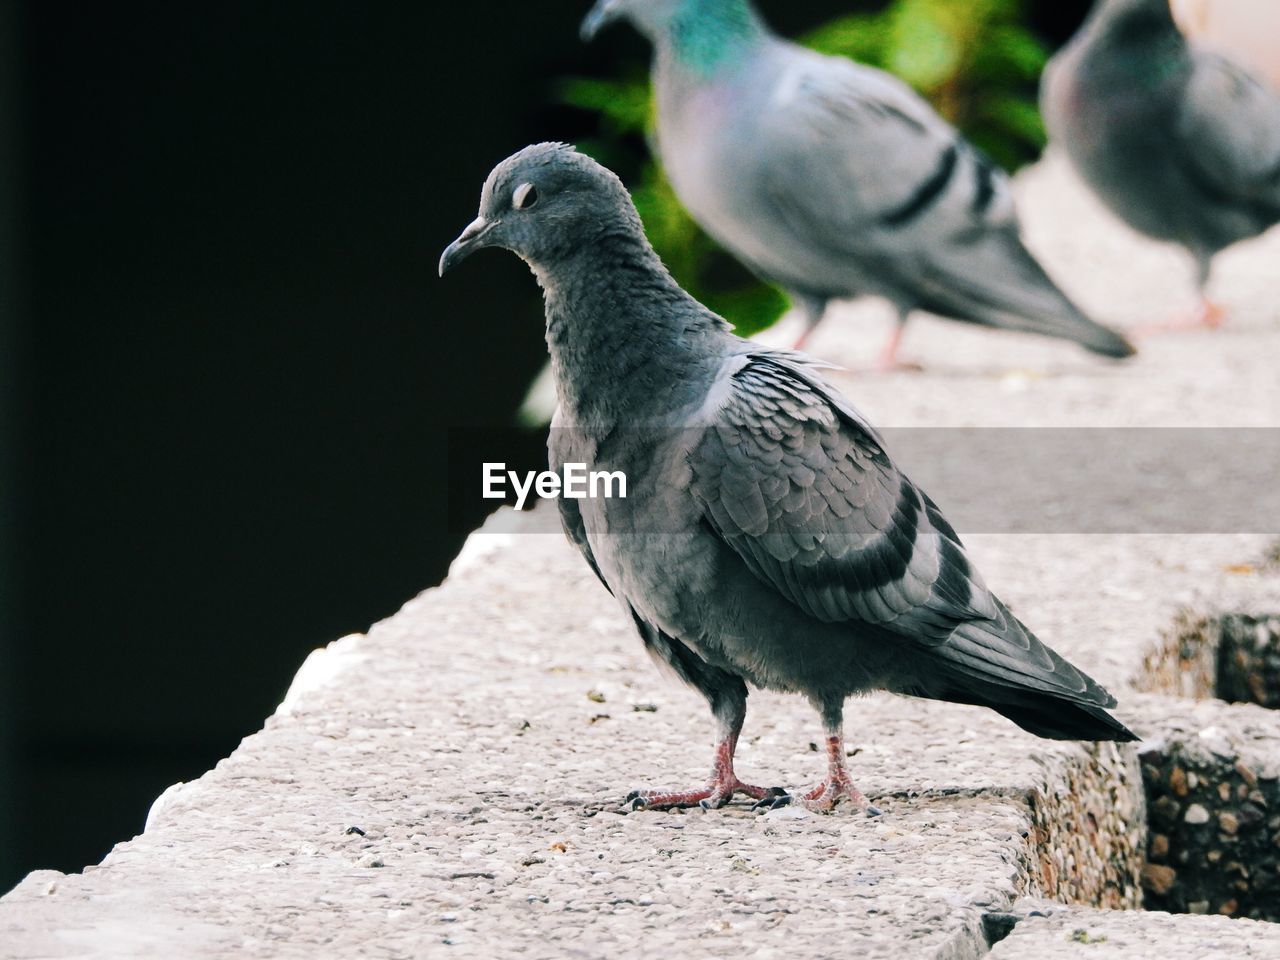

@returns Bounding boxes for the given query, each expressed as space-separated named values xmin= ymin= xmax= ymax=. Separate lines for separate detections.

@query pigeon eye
xmin=513 ymin=183 xmax=539 ymax=210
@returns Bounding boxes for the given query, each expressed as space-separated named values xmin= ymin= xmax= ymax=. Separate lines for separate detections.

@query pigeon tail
xmin=975 ymin=299 xmax=1136 ymax=359
xmin=986 ymin=689 xmax=1139 ymax=742
xmin=1066 ymin=320 xmax=1136 ymax=360
xmin=919 ymin=234 xmax=1137 ymax=359
xmin=920 ymin=672 xmax=1138 ymax=741
xmin=912 ymin=595 xmax=1139 ymax=742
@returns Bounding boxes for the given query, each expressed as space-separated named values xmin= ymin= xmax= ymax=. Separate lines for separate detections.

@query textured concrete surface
xmin=2 ymin=158 xmax=1279 ymax=958
xmin=988 ymin=904 xmax=1280 ymax=959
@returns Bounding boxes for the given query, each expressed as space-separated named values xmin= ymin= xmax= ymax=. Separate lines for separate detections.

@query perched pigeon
xmin=440 ymin=144 xmax=1137 ymax=811
xmin=1043 ymin=0 xmax=1280 ymax=328
xmin=580 ymin=0 xmax=1134 ymax=366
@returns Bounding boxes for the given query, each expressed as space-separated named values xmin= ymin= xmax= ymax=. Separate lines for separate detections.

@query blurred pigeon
xmin=1171 ymin=0 xmax=1280 ymax=88
xmin=440 ymin=143 xmax=1136 ymax=811
xmin=1043 ymin=0 xmax=1280 ymax=328
xmin=580 ymin=0 xmax=1134 ymax=366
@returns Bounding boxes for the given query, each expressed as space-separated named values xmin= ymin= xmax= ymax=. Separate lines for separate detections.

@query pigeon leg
xmin=1192 ymin=254 xmax=1225 ymax=328
xmin=1193 ymin=297 xmax=1226 ymax=329
xmin=873 ymin=309 xmax=916 ymax=371
xmin=757 ymin=702 xmax=870 ymax=813
xmin=626 ymin=697 xmax=779 ymax=811
xmin=798 ymin=732 xmax=866 ymax=810
xmin=790 ymin=295 xmax=827 ymax=352
xmin=1136 ymin=256 xmax=1227 ymax=334
xmin=1135 ymin=296 xmax=1227 ymax=334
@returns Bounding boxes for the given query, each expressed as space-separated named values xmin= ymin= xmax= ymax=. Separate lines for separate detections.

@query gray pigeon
xmin=440 ymin=143 xmax=1136 ymax=811
xmin=580 ymin=0 xmax=1134 ymax=365
xmin=1043 ymin=0 xmax=1280 ymax=328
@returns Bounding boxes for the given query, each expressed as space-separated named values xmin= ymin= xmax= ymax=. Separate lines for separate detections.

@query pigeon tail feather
xmin=923 ymin=673 xmax=1138 ymax=742
xmin=1054 ymin=314 xmax=1136 ymax=359
xmin=986 ymin=688 xmax=1138 ymax=742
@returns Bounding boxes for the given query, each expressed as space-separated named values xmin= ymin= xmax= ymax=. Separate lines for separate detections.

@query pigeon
xmin=1043 ymin=0 xmax=1280 ymax=328
xmin=579 ymin=0 xmax=1134 ymax=366
xmin=440 ymin=143 xmax=1137 ymax=811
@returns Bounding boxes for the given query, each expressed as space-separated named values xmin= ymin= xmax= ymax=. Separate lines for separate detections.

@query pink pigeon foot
xmin=755 ymin=735 xmax=881 ymax=814
xmin=1135 ymin=297 xmax=1227 ymax=336
xmin=626 ymin=736 xmax=782 ymax=810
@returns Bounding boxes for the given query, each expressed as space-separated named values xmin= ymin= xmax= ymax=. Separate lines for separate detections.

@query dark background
xmin=0 ymin=0 xmax=1092 ymax=892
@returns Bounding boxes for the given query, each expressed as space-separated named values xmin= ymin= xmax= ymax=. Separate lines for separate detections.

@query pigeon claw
xmin=752 ymin=787 xmax=883 ymax=815
xmin=623 ymin=779 xmax=780 ymax=811
xmin=796 ymin=774 xmax=868 ymax=813
xmin=751 ymin=788 xmax=792 ymax=812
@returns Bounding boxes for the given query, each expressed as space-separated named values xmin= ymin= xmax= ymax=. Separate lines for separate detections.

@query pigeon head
xmin=581 ymin=0 xmax=764 ymax=64
xmin=1087 ymin=0 xmax=1179 ymax=44
xmin=581 ymin=0 xmax=683 ymax=41
xmin=439 ymin=143 xmax=645 ymax=276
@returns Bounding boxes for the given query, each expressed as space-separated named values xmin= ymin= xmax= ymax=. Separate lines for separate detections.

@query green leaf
xmin=556 ymin=77 xmax=650 ymax=133
xmin=978 ymin=93 xmax=1047 ymax=146
xmin=705 ymin=285 xmax=791 ymax=337
xmin=978 ymin=25 xmax=1049 ymax=80
xmin=886 ymin=4 xmax=961 ymax=91
xmin=802 ymin=13 xmax=890 ymax=66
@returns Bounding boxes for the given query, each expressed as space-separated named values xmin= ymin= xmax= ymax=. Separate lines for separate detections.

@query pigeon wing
xmin=689 ymin=353 xmax=1117 ymax=708
xmin=550 ymin=408 xmax=612 ymax=595
xmin=757 ymin=53 xmax=1008 ymax=265
xmin=557 ymin=493 xmax=611 ymax=595
xmin=689 ymin=352 xmax=995 ymax=643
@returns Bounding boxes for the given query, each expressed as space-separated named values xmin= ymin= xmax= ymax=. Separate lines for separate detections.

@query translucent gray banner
xmin=454 ymin=428 xmax=1280 ymax=535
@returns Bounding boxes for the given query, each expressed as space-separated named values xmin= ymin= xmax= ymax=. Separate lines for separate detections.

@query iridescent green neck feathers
xmin=665 ymin=0 xmax=765 ymax=76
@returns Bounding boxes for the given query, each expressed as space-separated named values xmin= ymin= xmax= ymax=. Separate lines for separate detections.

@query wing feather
xmin=689 ymin=352 xmax=1117 ymax=709
xmin=689 ymin=353 xmax=994 ymax=644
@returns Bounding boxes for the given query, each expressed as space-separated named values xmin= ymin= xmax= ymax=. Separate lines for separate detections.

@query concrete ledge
xmin=3 ymin=519 xmax=1277 ymax=958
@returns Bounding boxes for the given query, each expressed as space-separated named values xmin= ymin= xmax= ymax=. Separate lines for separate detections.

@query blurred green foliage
xmin=560 ymin=0 xmax=1049 ymax=335
xmin=807 ymin=0 xmax=1049 ymax=168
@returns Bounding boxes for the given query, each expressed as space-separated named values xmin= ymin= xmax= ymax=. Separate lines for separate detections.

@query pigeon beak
xmin=580 ymin=0 xmax=621 ymax=42
xmin=438 ymin=216 xmax=497 ymax=277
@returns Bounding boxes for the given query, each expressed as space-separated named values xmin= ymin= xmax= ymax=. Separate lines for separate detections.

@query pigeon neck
xmin=537 ymin=236 xmax=728 ymax=425
xmin=658 ymin=0 xmax=767 ymax=79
